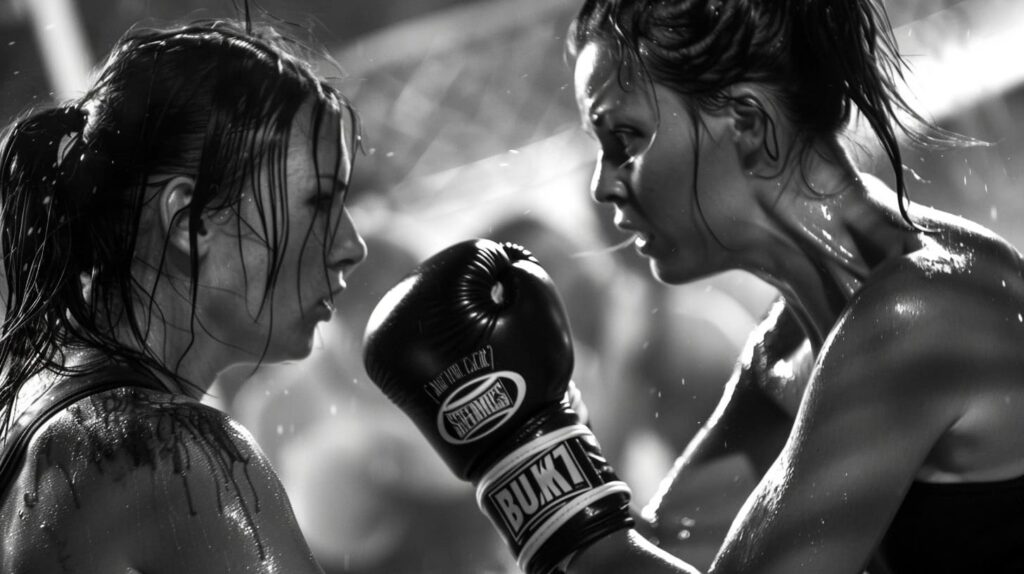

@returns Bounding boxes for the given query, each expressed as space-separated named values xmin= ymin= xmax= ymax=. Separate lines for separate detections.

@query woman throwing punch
xmin=567 ymin=0 xmax=1024 ymax=571
xmin=0 ymin=20 xmax=366 ymax=573
xmin=361 ymin=1 xmax=1024 ymax=573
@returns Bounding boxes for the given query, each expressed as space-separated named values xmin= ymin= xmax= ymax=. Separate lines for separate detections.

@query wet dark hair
xmin=0 ymin=19 xmax=360 ymax=436
xmin=568 ymin=0 xmax=968 ymax=226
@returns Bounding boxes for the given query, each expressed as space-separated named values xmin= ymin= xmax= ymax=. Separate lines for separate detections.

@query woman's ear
xmin=158 ymin=175 xmax=209 ymax=257
xmin=725 ymin=85 xmax=780 ymax=174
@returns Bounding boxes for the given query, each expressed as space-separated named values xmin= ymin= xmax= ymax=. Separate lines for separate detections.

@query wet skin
xmin=149 ymin=101 xmax=367 ymax=388
xmin=570 ymin=41 xmax=1024 ymax=574
xmin=0 ymin=101 xmax=365 ymax=574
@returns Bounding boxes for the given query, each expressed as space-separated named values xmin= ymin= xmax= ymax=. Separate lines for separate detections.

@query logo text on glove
xmin=437 ymin=369 xmax=525 ymax=444
xmin=486 ymin=439 xmax=595 ymax=543
xmin=426 ymin=346 xmax=494 ymax=402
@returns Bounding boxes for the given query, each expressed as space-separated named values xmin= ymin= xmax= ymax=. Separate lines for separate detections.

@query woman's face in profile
xmin=200 ymin=100 xmax=367 ymax=364
xmin=574 ymin=41 xmax=758 ymax=284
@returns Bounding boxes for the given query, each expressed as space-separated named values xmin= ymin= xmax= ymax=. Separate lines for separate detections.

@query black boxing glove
xmin=363 ymin=239 xmax=632 ymax=573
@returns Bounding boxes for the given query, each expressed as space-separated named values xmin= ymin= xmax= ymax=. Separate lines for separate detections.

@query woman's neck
xmin=744 ymin=148 xmax=919 ymax=348
xmin=93 ymin=273 xmax=235 ymax=400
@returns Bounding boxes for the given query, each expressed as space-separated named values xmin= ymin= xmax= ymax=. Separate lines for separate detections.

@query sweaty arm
xmin=574 ymin=287 xmax=965 ymax=574
xmin=569 ymin=300 xmax=800 ymax=574
xmin=639 ymin=299 xmax=802 ymax=567
xmin=704 ymin=292 xmax=964 ymax=574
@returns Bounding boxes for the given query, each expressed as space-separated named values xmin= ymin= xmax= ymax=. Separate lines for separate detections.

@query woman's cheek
xmin=626 ymin=154 xmax=646 ymax=189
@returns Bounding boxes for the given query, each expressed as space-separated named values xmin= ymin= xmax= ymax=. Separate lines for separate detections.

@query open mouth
xmin=632 ymin=231 xmax=655 ymax=253
xmin=321 ymin=298 xmax=336 ymax=314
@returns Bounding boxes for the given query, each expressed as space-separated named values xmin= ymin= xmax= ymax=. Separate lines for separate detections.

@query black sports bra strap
xmin=0 ymin=366 xmax=166 ymax=492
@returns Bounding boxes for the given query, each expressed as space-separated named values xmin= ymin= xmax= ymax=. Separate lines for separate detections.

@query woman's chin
xmin=649 ymin=257 xmax=685 ymax=284
xmin=260 ymin=333 xmax=318 ymax=365
xmin=650 ymin=258 xmax=715 ymax=285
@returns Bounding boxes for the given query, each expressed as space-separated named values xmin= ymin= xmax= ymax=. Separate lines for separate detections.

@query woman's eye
xmin=612 ymin=128 xmax=640 ymax=152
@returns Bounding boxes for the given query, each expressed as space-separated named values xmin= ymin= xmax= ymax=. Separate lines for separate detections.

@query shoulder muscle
xmin=10 ymin=388 xmax=321 ymax=574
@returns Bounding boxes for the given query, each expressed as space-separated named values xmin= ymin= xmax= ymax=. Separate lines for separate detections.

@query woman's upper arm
xmin=642 ymin=299 xmax=798 ymax=566
xmin=708 ymin=293 xmax=965 ymax=574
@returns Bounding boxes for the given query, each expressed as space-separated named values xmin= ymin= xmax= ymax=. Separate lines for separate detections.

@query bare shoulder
xmin=801 ymin=220 xmax=1024 ymax=480
xmin=864 ymin=224 xmax=1018 ymax=332
xmin=821 ymin=222 xmax=1024 ymax=396
xmin=2 ymin=386 xmax=320 ymax=574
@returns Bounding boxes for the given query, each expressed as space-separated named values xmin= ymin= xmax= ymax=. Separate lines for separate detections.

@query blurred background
xmin=2 ymin=0 xmax=1024 ymax=572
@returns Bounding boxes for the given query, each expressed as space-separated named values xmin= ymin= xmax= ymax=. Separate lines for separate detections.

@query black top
xmin=876 ymin=476 xmax=1024 ymax=574
xmin=0 ymin=366 xmax=164 ymax=492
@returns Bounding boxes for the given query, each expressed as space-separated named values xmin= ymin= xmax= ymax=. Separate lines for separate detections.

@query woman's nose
xmin=330 ymin=208 xmax=367 ymax=274
xmin=589 ymin=154 xmax=627 ymax=205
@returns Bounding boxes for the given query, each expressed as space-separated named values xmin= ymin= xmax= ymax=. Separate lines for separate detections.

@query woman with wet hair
xmin=555 ymin=0 xmax=1024 ymax=572
xmin=0 ymin=19 xmax=366 ymax=573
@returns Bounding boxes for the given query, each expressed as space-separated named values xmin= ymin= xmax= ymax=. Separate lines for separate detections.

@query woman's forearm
xmin=568 ymin=529 xmax=701 ymax=574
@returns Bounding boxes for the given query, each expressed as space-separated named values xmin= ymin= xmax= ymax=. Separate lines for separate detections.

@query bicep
xmin=710 ymin=322 xmax=959 ymax=574
xmin=641 ymin=367 xmax=791 ymax=567
xmin=642 ymin=300 xmax=802 ymax=567
xmin=648 ymin=299 xmax=801 ymax=511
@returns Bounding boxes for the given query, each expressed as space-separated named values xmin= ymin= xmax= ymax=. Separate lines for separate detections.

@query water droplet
xmin=330 ymin=404 xmax=337 ymax=415
xmin=991 ymin=206 xmax=998 ymax=221
xmin=677 ymin=529 xmax=691 ymax=540
xmin=276 ymin=425 xmax=284 ymax=435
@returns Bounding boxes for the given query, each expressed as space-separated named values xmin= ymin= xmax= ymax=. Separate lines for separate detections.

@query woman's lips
xmin=618 ymin=221 xmax=652 ymax=254
xmin=634 ymin=232 xmax=653 ymax=253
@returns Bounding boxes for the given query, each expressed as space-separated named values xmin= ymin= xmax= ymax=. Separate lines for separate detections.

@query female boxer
xmin=0 ymin=20 xmax=365 ymax=573
xmin=566 ymin=0 xmax=1024 ymax=573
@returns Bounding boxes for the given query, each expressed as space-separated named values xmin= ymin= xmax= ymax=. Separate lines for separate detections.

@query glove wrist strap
xmin=476 ymin=423 xmax=632 ymax=574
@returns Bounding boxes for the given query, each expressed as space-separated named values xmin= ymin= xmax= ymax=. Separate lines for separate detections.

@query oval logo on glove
xmin=438 ymin=370 xmax=526 ymax=444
